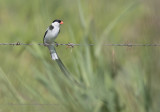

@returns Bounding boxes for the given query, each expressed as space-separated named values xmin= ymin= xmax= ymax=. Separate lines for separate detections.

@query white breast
xmin=44 ymin=27 xmax=60 ymax=44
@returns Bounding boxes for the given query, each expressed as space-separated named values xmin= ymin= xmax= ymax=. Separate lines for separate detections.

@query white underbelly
xmin=44 ymin=28 xmax=59 ymax=44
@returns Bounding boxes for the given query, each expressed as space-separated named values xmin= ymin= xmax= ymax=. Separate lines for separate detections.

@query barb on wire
xmin=0 ymin=42 xmax=160 ymax=47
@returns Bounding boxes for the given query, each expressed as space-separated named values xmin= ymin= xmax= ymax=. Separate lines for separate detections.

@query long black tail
xmin=48 ymin=45 xmax=84 ymax=87
xmin=55 ymin=58 xmax=73 ymax=80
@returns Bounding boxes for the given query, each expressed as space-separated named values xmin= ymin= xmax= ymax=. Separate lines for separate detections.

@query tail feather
xmin=47 ymin=45 xmax=58 ymax=60
xmin=47 ymin=45 xmax=73 ymax=79
xmin=51 ymin=53 xmax=58 ymax=60
xmin=47 ymin=44 xmax=84 ymax=87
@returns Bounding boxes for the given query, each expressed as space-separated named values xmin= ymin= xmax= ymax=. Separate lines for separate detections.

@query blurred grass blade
xmin=77 ymin=0 xmax=86 ymax=28
xmin=26 ymin=42 xmax=45 ymax=61
xmin=95 ymin=2 xmax=138 ymax=57
xmin=0 ymin=67 xmax=25 ymax=103
xmin=56 ymin=56 xmax=84 ymax=87
xmin=16 ymin=75 xmax=46 ymax=102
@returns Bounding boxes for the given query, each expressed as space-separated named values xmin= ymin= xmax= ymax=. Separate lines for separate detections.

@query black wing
xmin=43 ymin=30 xmax=48 ymax=44
xmin=49 ymin=25 xmax=54 ymax=30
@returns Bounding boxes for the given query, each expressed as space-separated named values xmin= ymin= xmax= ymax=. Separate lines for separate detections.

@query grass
xmin=0 ymin=0 xmax=160 ymax=112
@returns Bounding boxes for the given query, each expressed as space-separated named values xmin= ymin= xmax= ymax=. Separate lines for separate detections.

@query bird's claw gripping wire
xmin=54 ymin=42 xmax=59 ymax=47
xmin=43 ymin=43 xmax=48 ymax=46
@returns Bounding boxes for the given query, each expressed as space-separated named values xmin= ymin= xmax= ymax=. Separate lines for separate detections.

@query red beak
xmin=60 ymin=21 xmax=63 ymax=24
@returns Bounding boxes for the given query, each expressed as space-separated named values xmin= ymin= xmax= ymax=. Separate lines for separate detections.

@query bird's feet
xmin=43 ymin=43 xmax=47 ymax=46
xmin=54 ymin=42 xmax=59 ymax=47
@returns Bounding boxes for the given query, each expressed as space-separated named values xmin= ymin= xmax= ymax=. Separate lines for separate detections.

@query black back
xmin=43 ymin=30 xmax=48 ymax=44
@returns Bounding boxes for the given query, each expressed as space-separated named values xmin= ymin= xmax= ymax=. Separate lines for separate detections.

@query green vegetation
xmin=0 ymin=0 xmax=159 ymax=112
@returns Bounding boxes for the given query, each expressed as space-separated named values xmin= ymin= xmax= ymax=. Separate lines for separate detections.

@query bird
xmin=43 ymin=19 xmax=63 ymax=60
xmin=43 ymin=20 xmax=83 ymax=87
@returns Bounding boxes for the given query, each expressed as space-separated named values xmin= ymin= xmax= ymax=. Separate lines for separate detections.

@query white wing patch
xmin=51 ymin=53 xmax=58 ymax=60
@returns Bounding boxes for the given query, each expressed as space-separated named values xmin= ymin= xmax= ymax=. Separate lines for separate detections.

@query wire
xmin=0 ymin=42 xmax=160 ymax=47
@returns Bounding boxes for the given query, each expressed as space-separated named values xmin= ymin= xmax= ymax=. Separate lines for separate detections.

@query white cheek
xmin=51 ymin=23 xmax=55 ymax=26
xmin=52 ymin=22 xmax=60 ymax=27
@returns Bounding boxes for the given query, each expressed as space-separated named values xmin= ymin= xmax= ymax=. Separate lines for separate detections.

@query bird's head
xmin=52 ymin=19 xmax=63 ymax=27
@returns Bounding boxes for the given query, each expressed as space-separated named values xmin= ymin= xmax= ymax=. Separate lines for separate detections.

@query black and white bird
xmin=43 ymin=20 xmax=82 ymax=85
xmin=43 ymin=19 xmax=63 ymax=60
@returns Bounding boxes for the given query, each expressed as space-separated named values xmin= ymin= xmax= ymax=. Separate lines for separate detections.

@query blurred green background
xmin=0 ymin=0 xmax=160 ymax=112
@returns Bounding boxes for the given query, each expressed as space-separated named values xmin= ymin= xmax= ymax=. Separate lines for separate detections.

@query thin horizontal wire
xmin=0 ymin=103 xmax=60 ymax=106
xmin=0 ymin=42 xmax=160 ymax=47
